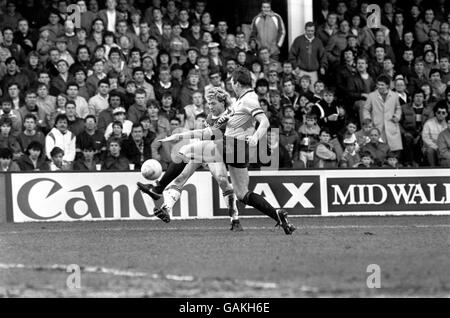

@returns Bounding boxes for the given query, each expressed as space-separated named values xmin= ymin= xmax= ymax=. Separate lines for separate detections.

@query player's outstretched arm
xmin=160 ymin=127 xmax=215 ymax=142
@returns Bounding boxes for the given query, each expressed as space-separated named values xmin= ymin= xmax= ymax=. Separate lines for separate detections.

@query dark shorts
xmin=221 ymin=137 xmax=250 ymax=169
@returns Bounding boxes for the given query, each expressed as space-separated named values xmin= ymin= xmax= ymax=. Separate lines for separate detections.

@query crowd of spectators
xmin=1 ymin=0 xmax=450 ymax=173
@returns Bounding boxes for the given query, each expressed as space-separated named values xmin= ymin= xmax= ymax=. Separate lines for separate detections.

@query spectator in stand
xmin=76 ymin=114 xmax=106 ymax=159
xmin=97 ymin=92 xmax=123 ymax=135
xmin=355 ymin=118 xmax=373 ymax=149
xmin=293 ymin=113 xmax=320 ymax=169
xmin=36 ymin=29 xmax=54 ymax=64
xmin=45 ymin=114 xmax=76 ymax=168
xmin=368 ymin=45 xmax=387 ymax=79
xmin=184 ymin=91 xmax=205 ymax=130
xmin=36 ymin=84 xmax=56 ymax=130
xmin=17 ymin=114 xmax=46 ymax=153
xmin=185 ymin=21 xmax=203 ymax=51
xmin=280 ymin=78 xmax=300 ymax=110
xmin=48 ymin=147 xmax=66 ymax=171
xmin=0 ymin=97 xmax=22 ymax=137
xmin=400 ymin=90 xmax=428 ymax=167
xmin=17 ymin=141 xmax=50 ymax=171
xmin=0 ymin=147 xmax=20 ymax=171
xmin=407 ymin=57 xmax=429 ymax=95
xmin=1 ymin=27 xmax=26 ymax=66
xmin=355 ymin=151 xmax=376 ymax=168
xmin=390 ymin=10 xmax=406 ymax=51
xmin=255 ymin=78 xmax=270 ymax=101
xmin=362 ymin=75 xmax=403 ymax=154
xmin=312 ymin=88 xmax=346 ymax=140
xmin=107 ymin=120 xmax=127 ymax=144
xmin=423 ymin=50 xmax=439 ymax=80
xmin=86 ymin=59 xmax=107 ymax=98
xmin=440 ymin=55 xmax=450 ymax=85
xmin=0 ymin=117 xmax=22 ymax=160
xmin=50 ymin=59 xmax=74 ymax=96
xmin=123 ymin=80 xmax=137 ymax=110
xmin=368 ymin=29 xmax=396 ymax=64
xmin=339 ymin=134 xmax=360 ymax=168
xmin=397 ymin=50 xmax=415 ymax=88
xmin=382 ymin=151 xmax=402 ymax=168
xmin=100 ymin=137 xmax=130 ymax=171
xmin=325 ymin=19 xmax=351 ymax=71
xmin=317 ymin=12 xmax=338 ymax=48
xmin=313 ymin=128 xmax=338 ymax=168
xmin=139 ymin=115 xmax=157 ymax=147
xmin=66 ymin=82 xmax=89 ymax=119
xmin=437 ymin=114 xmax=450 ymax=167
xmin=104 ymin=107 xmax=133 ymax=139
xmin=422 ymin=104 xmax=449 ymax=166
xmin=1 ymin=57 xmax=31 ymax=94
xmin=360 ymin=127 xmax=390 ymax=167
xmin=0 ymin=2 xmax=24 ymax=29
xmin=87 ymin=79 xmax=110 ymax=118
xmin=18 ymin=90 xmax=47 ymax=133
xmin=132 ymin=66 xmax=156 ymax=102
xmin=336 ymin=47 xmax=357 ymax=101
xmin=289 ymin=22 xmax=326 ymax=88
xmin=97 ymin=0 xmax=125 ymax=33
xmin=179 ymin=69 xmax=202 ymax=108
xmin=65 ymin=101 xmax=85 ymax=137
xmin=73 ymin=141 xmax=100 ymax=171
xmin=249 ymin=0 xmax=286 ymax=61
xmin=154 ymin=66 xmax=181 ymax=104
xmin=121 ymin=123 xmax=152 ymax=169
xmin=127 ymin=88 xmax=148 ymax=124
xmin=347 ymin=55 xmax=375 ymax=126
xmin=55 ymin=37 xmax=75 ymax=67
xmin=415 ymin=8 xmax=441 ymax=44
xmin=429 ymin=69 xmax=447 ymax=101
xmin=279 ymin=116 xmax=298 ymax=160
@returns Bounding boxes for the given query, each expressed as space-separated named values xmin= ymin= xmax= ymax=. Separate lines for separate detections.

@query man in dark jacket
xmin=288 ymin=22 xmax=326 ymax=88
xmin=346 ymin=56 xmax=376 ymax=126
xmin=121 ymin=123 xmax=152 ymax=169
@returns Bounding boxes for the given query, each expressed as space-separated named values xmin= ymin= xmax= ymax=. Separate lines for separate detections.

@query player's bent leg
xmin=228 ymin=166 xmax=296 ymax=235
xmin=208 ymin=162 xmax=242 ymax=231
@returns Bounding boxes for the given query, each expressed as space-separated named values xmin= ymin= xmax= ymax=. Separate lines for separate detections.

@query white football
xmin=141 ymin=159 xmax=163 ymax=180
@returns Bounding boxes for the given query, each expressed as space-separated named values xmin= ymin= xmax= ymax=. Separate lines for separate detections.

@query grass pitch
xmin=0 ymin=216 xmax=449 ymax=297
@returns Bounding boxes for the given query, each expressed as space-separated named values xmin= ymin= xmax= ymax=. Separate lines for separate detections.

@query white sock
xmin=163 ymin=187 xmax=181 ymax=214
xmin=224 ymin=193 xmax=239 ymax=222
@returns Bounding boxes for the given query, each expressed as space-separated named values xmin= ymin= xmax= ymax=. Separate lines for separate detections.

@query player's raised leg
xmin=137 ymin=140 xmax=205 ymax=201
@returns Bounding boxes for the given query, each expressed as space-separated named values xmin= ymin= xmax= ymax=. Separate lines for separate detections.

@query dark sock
xmin=242 ymin=192 xmax=278 ymax=222
xmin=154 ymin=162 xmax=187 ymax=193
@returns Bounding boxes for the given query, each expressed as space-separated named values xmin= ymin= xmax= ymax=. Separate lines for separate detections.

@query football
xmin=141 ymin=159 xmax=163 ymax=180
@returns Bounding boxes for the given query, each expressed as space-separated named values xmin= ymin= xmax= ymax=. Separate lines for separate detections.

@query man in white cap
xmin=104 ymin=106 xmax=133 ymax=139
xmin=339 ymin=134 xmax=360 ymax=168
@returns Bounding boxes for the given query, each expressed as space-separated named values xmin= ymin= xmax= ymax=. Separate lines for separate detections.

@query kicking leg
xmin=159 ymin=162 xmax=202 ymax=217
xmin=137 ymin=141 xmax=204 ymax=200
xmin=228 ymin=166 xmax=296 ymax=235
